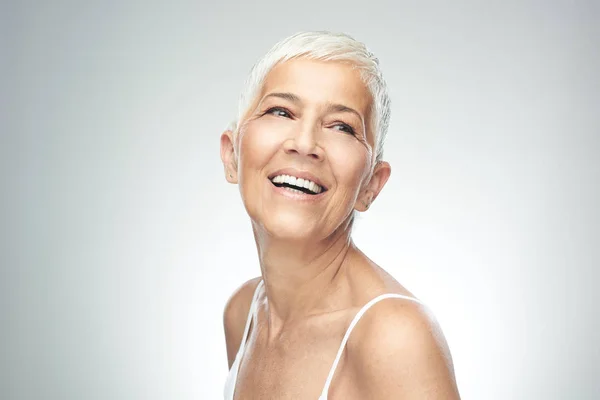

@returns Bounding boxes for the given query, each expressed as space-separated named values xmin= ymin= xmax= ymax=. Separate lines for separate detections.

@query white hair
xmin=229 ymin=31 xmax=391 ymax=162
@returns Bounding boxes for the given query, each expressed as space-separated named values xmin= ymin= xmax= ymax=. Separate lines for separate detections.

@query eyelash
xmin=264 ymin=107 xmax=293 ymax=118
xmin=331 ymin=123 xmax=356 ymax=136
xmin=263 ymin=107 xmax=357 ymax=136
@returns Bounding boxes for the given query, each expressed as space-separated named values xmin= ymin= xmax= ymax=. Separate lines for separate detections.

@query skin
xmin=220 ymin=58 xmax=461 ymax=399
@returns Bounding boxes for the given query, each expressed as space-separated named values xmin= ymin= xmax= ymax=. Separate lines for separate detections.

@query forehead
xmin=259 ymin=58 xmax=373 ymax=116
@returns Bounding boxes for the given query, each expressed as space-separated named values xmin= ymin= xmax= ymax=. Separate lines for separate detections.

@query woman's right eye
xmin=265 ymin=107 xmax=292 ymax=118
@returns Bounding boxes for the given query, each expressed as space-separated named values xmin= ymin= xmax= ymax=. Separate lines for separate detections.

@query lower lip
xmin=270 ymin=181 xmax=326 ymax=202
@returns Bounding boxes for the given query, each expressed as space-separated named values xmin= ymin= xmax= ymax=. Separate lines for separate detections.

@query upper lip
xmin=268 ymin=168 xmax=328 ymax=191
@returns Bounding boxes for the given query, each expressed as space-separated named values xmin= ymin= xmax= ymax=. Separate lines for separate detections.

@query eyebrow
xmin=325 ymin=103 xmax=363 ymax=122
xmin=262 ymin=92 xmax=302 ymax=104
xmin=262 ymin=92 xmax=363 ymax=121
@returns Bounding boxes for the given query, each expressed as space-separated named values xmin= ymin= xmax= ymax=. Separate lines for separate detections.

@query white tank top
xmin=223 ymin=280 xmax=421 ymax=399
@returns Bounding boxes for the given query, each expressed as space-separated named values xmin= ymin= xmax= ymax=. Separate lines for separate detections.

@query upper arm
xmin=348 ymin=299 xmax=461 ymax=399
xmin=223 ymin=277 xmax=262 ymax=369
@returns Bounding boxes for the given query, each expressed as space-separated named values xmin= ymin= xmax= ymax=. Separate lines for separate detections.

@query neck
xmin=252 ymin=220 xmax=357 ymax=335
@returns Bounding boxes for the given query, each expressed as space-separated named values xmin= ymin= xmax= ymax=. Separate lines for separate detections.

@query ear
xmin=355 ymin=161 xmax=391 ymax=212
xmin=220 ymin=130 xmax=238 ymax=184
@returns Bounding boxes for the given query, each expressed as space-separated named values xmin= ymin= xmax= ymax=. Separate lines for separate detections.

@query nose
xmin=283 ymin=120 xmax=325 ymax=161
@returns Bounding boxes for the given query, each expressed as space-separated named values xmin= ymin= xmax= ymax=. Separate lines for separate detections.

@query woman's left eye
xmin=331 ymin=123 xmax=356 ymax=135
xmin=265 ymin=107 xmax=292 ymax=118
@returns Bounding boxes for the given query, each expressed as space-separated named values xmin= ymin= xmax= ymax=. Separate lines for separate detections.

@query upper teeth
xmin=271 ymin=174 xmax=323 ymax=194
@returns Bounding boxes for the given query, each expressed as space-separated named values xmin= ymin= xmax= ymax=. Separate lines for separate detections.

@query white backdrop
xmin=2 ymin=1 xmax=599 ymax=399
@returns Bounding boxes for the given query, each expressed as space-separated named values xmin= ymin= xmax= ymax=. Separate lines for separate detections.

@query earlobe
xmin=220 ymin=130 xmax=238 ymax=184
xmin=355 ymin=190 xmax=373 ymax=212
xmin=362 ymin=192 xmax=373 ymax=211
xmin=354 ymin=161 xmax=391 ymax=212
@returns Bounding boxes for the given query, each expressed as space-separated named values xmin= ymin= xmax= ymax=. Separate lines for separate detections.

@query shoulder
xmin=346 ymin=295 xmax=461 ymax=399
xmin=223 ymin=277 xmax=262 ymax=369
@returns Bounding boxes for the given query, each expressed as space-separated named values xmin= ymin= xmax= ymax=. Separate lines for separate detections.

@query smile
xmin=269 ymin=174 xmax=325 ymax=195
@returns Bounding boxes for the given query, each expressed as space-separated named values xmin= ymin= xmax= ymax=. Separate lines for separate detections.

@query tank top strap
xmin=238 ymin=280 xmax=264 ymax=355
xmin=319 ymin=293 xmax=421 ymax=399
xmin=224 ymin=280 xmax=264 ymax=400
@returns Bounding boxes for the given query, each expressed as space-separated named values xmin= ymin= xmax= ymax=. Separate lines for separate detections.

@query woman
xmin=221 ymin=31 xmax=460 ymax=399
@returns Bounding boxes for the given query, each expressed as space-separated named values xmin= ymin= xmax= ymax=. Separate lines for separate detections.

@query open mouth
xmin=269 ymin=174 xmax=326 ymax=195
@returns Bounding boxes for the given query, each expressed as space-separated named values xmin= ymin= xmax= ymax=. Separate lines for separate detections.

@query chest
xmin=233 ymin=318 xmax=358 ymax=400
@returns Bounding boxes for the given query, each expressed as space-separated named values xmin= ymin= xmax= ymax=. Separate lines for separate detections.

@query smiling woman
xmin=220 ymin=31 xmax=461 ymax=400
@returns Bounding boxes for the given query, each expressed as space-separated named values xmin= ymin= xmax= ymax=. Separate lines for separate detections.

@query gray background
xmin=2 ymin=1 xmax=599 ymax=399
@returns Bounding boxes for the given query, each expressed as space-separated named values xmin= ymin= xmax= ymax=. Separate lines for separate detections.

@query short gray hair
xmin=229 ymin=31 xmax=391 ymax=162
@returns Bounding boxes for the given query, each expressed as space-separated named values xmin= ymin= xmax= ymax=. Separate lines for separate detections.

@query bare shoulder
xmin=346 ymin=294 xmax=461 ymax=399
xmin=223 ymin=277 xmax=262 ymax=369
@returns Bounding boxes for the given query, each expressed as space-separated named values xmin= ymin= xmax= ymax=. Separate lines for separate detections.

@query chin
xmin=256 ymin=209 xmax=321 ymax=241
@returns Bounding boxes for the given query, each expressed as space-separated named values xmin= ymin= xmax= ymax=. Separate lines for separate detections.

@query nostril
xmin=282 ymin=134 xmax=323 ymax=159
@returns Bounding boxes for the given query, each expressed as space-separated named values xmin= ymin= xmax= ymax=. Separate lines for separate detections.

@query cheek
xmin=237 ymin=119 xmax=289 ymax=194
xmin=326 ymin=138 xmax=371 ymax=187
xmin=238 ymin=120 xmax=282 ymax=168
